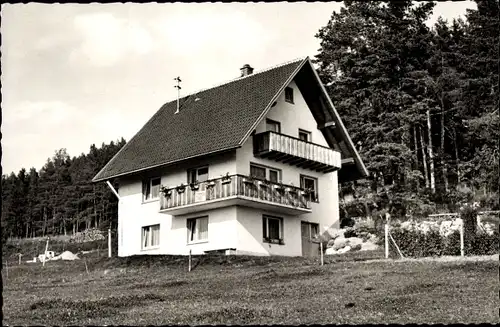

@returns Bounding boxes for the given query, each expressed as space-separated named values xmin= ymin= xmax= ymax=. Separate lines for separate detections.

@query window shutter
xmin=262 ymin=216 xmax=267 ymax=238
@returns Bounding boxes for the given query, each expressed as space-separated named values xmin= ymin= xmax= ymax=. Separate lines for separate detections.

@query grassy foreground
xmin=2 ymin=251 xmax=499 ymax=325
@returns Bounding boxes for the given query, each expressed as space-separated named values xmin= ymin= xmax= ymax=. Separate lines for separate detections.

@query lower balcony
xmin=159 ymin=174 xmax=312 ymax=216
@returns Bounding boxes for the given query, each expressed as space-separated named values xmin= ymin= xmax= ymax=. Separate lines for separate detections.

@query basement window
xmin=142 ymin=224 xmax=160 ymax=249
xmin=285 ymin=87 xmax=294 ymax=104
xmin=263 ymin=215 xmax=284 ymax=245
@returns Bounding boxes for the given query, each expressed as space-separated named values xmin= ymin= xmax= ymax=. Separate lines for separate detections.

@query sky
xmin=1 ymin=1 xmax=477 ymax=175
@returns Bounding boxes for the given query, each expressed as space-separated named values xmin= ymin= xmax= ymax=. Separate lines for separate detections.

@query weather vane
xmin=174 ymin=76 xmax=182 ymax=114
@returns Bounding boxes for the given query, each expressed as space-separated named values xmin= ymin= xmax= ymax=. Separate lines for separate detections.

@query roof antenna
xmin=174 ymin=76 xmax=182 ymax=114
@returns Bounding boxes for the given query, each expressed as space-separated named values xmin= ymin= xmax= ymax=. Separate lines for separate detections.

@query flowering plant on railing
xmin=221 ymin=172 xmax=231 ymax=184
xmin=257 ymin=179 xmax=271 ymax=188
xmin=243 ymin=176 xmax=256 ymax=186
xmin=189 ymin=180 xmax=200 ymax=191
xmin=273 ymin=181 xmax=285 ymax=193
xmin=160 ymin=185 xmax=172 ymax=197
xmin=176 ymin=183 xmax=186 ymax=193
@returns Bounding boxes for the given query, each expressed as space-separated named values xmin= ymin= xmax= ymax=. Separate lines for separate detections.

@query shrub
xmin=389 ymin=227 xmax=498 ymax=258
xmin=340 ymin=217 xmax=355 ymax=229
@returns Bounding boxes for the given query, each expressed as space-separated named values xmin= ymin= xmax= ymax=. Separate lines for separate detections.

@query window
xmin=263 ymin=215 xmax=284 ymax=244
xmin=250 ymin=163 xmax=281 ymax=182
xmin=300 ymin=175 xmax=319 ymax=202
xmin=266 ymin=118 xmax=281 ymax=133
xmin=187 ymin=216 xmax=208 ymax=243
xmin=285 ymin=87 xmax=294 ymax=103
xmin=142 ymin=224 xmax=160 ymax=249
xmin=302 ymin=221 xmax=319 ymax=240
xmin=188 ymin=166 xmax=209 ymax=184
xmin=298 ymin=129 xmax=311 ymax=142
xmin=143 ymin=177 xmax=161 ymax=201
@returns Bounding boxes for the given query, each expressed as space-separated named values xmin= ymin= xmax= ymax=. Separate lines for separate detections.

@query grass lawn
xmin=2 ymin=251 xmax=498 ymax=325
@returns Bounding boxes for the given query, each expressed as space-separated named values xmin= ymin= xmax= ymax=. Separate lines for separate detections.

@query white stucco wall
xmin=116 ymin=151 xmax=237 ymax=256
xmin=236 ymin=79 xmax=340 ymax=232
xmin=236 ymin=206 xmax=302 ymax=256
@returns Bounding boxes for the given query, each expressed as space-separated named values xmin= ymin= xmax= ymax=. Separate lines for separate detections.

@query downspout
xmin=106 ymin=180 xmax=120 ymax=200
xmin=106 ymin=180 xmax=121 ymax=256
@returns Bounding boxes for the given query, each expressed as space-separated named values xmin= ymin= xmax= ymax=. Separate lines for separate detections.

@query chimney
xmin=240 ymin=64 xmax=254 ymax=77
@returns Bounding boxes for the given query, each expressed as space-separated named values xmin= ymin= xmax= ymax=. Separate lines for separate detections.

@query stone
xmin=360 ymin=242 xmax=378 ymax=251
xmin=337 ymin=245 xmax=351 ymax=254
xmin=346 ymin=237 xmax=363 ymax=247
xmin=332 ymin=237 xmax=349 ymax=250
xmin=351 ymin=244 xmax=362 ymax=251
xmin=325 ymin=247 xmax=338 ymax=255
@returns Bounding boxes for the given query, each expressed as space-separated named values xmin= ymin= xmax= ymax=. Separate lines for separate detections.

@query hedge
xmin=388 ymin=228 xmax=498 ymax=258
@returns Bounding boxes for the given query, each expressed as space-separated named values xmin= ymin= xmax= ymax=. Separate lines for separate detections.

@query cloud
xmin=5 ymin=100 xmax=78 ymax=125
xmin=71 ymin=12 xmax=153 ymax=66
xmin=152 ymin=8 xmax=273 ymax=57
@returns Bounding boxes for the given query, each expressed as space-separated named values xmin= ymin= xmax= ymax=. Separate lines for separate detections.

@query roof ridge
xmin=164 ymin=56 xmax=308 ymax=104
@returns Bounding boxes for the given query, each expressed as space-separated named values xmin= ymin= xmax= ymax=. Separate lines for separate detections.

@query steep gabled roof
xmin=93 ymin=57 xmax=368 ymax=183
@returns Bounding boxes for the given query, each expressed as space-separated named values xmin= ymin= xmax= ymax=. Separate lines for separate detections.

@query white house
xmin=92 ymin=57 xmax=368 ymax=257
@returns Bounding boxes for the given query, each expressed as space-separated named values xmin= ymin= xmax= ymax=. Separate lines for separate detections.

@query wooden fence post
xmin=108 ymin=229 xmax=112 ymax=258
xmin=320 ymin=241 xmax=324 ymax=266
xmin=460 ymin=219 xmax=464 ymax=257
xmin=384 ymin=223 xmax=389 ymax=259
xmin=43 ymin=237 xmax=50 ymax=267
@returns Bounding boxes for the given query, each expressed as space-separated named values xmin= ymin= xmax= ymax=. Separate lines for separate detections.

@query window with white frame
xmin=262 ymin=215 xmax=284 ymax=244
xmin=188 ymin=166 xmax=209 ymax=184
xmin=143 ymin=177 xmax=161 ymax=201
xmin=300 ymin=175 xmax=319 ymax=202
xmin=266 ymin=118 xmax=281 ymax=133
xmin=298 ymin=129 xmax=311 ymax=142
xmin=187 ymin=216 xmax=208 ymax=243
xmin=250 ymin=163 xmax=281 ymax=183
xmin=142 ymin=224 xmax=160 ymax=249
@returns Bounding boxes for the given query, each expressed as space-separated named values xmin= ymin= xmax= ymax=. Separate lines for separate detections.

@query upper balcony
xmin=159 ymin=174 xmax=312 ymax=216
xmin=253 ymin=131 xmax=341 ymax=173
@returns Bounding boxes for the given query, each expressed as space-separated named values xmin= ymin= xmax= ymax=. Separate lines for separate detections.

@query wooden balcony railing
xmin=253 ymin=131 xmax=341 ymax=173
xmin=159 ymin=174 xmax=311 ymax=213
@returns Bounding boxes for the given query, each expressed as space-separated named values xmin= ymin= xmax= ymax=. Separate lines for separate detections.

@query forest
xmin=1 ymin=0 xmax=498 ymax=240
xmin=1 ymin=140 xmax=126 ymax=241
xmin=314 ymin=0 xmax=498 ymax=219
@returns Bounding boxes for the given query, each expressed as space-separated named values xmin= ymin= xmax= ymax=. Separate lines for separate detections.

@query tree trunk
xmin=427 ymin=109 xmax=436 ymax=193
xmin=42 ymin=207 xmax=48 ymax=237
xmin=419 ymin=126 xmax=430 ymax=188
xmin=440 ymin=97 xmax=449 ymax=193
xmin=453 ymin=126 xmax=461 ymax=187
xmin=413 ymin=126 xmax=419 ymax=170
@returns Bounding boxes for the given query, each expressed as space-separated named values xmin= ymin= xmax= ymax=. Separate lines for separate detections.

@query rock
xmin=325 ymin=247 xmax=338 ymax=255
xmin=350 ymin=244 xmax=362 ymax=251
xmin=346 ymin=237 xmax=363 ymax=247
xmin=368 ymin=234 xmax=379 ymax=244
xmin=360 ymin=242 xmax=378 ymax=251
xmin=332 ymin=237 xmax=349 ymax=250
xmin=337 ymin=246 xmax=351 ymax=254
xmin=52 ymin=251 xmax=79 ymax=261
xmin=327 ymin=228 xmax=344 ymax=240
xmin=326 ymin=239 xmax=336 ymax=249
